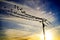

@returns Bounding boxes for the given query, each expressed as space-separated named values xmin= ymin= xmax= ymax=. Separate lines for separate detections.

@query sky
xmin=0 ymin=0 xmax=60 ymax=40
xmin=1 ymin=0 xmax=60 ymax=25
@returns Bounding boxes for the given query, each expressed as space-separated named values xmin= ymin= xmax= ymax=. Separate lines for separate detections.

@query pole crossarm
xmin=0 ymin=7 xmax=47 ymax=23
xmin=0 ymin=2 xmax=51 ymax=40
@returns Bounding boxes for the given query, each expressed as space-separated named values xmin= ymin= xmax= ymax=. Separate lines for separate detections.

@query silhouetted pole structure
xmin=41 ymin=20 xmax=45 ymax=40
xmin=0 ymin=4 xmax=51 ymax=40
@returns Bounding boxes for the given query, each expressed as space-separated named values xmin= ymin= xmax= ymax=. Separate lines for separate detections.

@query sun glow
xmin=40 ymin=30 xmax=53 ymax=40
xmin=45 ymin=31 xmax=52 ymax=40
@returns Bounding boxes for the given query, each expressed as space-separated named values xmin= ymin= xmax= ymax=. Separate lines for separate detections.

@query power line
xmin=0 ymin=5 xmax=51 ymax=40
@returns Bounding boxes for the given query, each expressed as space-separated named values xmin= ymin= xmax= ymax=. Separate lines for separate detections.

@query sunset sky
xmin=0 ymin=0 xmax=60 ymax=40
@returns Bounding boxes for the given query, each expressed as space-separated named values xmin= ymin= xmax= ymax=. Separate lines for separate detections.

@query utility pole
xmin=0 ymin=4 xmax=51 ymax=40
xmin=41 ymin=20 xmax=45 ymax=40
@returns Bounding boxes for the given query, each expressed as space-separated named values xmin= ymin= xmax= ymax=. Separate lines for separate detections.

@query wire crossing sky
xmin=0 ymin=0 xmax=60 ymax=26
xmin=0 ymin=0 xmax=60 ymax=40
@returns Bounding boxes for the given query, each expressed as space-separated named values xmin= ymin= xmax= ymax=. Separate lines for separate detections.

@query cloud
xmin=5 ymin=26 xmax=60 ymax=40
xmin=5 ymin=29 xmax=32 ymax=37
xmin=50 ymin=26 xmax=60 ymax=31
xmin=24 ymin=0 xmax=40 ymax=8
xmin=0 ymin=1 xmax=56 ymax=39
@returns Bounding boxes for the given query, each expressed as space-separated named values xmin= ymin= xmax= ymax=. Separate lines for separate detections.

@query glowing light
xmin=40 ymin=30 xmax=53 ymax=40
xmin=45 ymin=31 xmax=52 ymax=40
